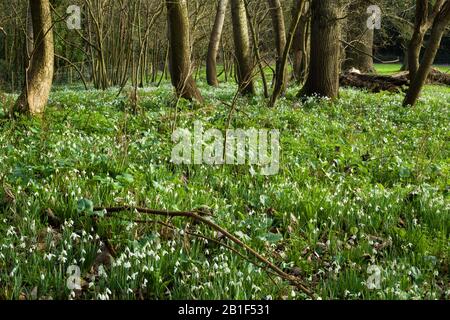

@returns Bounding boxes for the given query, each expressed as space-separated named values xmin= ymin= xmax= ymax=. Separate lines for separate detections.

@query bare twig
xmin=95 ymin=205 xmax=313 ymax=297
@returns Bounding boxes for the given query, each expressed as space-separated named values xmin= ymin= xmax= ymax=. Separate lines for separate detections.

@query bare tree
xmin=206 ymin=0 xmax=229 ymax=87
xmin=269 ymin=0 xmax=305 ymax=107
xmin=231 ymin=0 xmax=255 ymax=95
xmin=404 ymin=0 xmax=450 ymax=106
xmin=267 ymin=0 xmax=287 ymax=92
xmin=13 ymin=0 xmax=54 ymax=115
xmin=166 ymin=0 xmax=204 ymax=102
xmin=299 ymin=0 xmax=343 ymax=99
xmin=292 ymin=0 xmax=310 ymax=83
xmin=408 ymin=0 xmax=444 ymax=79
xmin=343 ymin=0 xmax=375 ymax=73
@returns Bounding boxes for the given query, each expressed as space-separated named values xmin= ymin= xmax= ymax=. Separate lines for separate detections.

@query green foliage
xmin=0 ymin=81 xmax=448 ymax=300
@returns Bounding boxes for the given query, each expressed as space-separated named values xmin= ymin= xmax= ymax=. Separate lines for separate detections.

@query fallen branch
xmin=123 ymin=217 xmax=278 ymax=277
xmin=95 ymin=205 xmax=313 ymax=297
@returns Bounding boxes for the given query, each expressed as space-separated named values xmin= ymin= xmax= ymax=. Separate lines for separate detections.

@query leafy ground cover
xmin=0 ymin=79 xmax=448 ymax=300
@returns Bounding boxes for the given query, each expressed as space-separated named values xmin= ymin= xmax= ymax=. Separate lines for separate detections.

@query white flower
xmin=44 ymin=253 xmax=55 ymax=261
xmin=6 ymin=226 xmax=16 ymax=237
xmin=98 ymin=265 xmax=108 ymax=278
xmin=70 ymin=233 xmax=80 ymax=241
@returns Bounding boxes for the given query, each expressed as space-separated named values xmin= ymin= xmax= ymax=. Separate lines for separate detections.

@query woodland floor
xmin=0 ymin=67 xmax=449 ymax=300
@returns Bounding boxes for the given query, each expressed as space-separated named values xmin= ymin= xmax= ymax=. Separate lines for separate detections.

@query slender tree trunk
xmin=206 ymin=0 xmax=228 ymax=87
xmin=408 ymin=0 xmax=444 ymax=79
xmin=300 ymin=0 xmax=342 ymax=99
xmin=230 ymin=0 xmax=255 ymax=95
xmin=292 ymin=0 xmax=309 ymax=83
xmin=166 ymin=0 xmax=203 ymax=102
xmin=404 ymin=1 xmax=450 ymax=106
xmin=269 ymin=0 xmax=305 ymax=107
xmin=13 ymin=0 xmax=54 ymax=115
xmin=267 ymin=0 xmax=287 ymax=93
xmin=408 ymin=0 xmax=429 ymax=79
xmin=244 ymin=1 xmax=268 ymax=98
xmin=25 ymin=4 xmax=34 ymax=62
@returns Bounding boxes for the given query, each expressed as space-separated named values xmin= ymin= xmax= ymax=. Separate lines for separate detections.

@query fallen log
xmin=340 ymin=71 xmax=409 ymax=93
xmin=392 ymin=68 xmax=450 ymax=86
xmin=340 ymin=68 xmax=450 ymax=93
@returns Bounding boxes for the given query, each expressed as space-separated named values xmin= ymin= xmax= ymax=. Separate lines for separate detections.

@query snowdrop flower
xmin=6 ymin=226 xmax=16 ymax=237
xmin=44 ymin=253 xmax=55 ymax=261
xmin=9 ymin=267 xmax=17 ymax=277
xmin=70 ymin=233 xmax=80 ymax=241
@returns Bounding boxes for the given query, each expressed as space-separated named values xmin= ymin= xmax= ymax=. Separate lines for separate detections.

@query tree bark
xmin=343 ymin=1 xmax=375 ymax=73
xmin=166 ymin=0 xmax=204 ymax=103
xmin=230 ymin=0 xmax=255 ymax=95
xmin=292 ymin=0 xmax=309 ymax=83
xmin=25 ymin=3 xmax=34 ymax=62
xmin=404 ymin=0 xmax=450 ymax=106
xmin=299 ymin=0 xmax=342 ymax=99
xmin=269 ymin=0 xmax=305 ymax=107
xmin=408 ymin=0 xmax=444 ymax=79
xmin=13 ymin=0 xmax=54 ymax=115
xmin=408 ymin=0 xmax=429 ymax=79
xmin=206 ymin=0 xmax=229 ymax=87
xmin=267 ymin=0 xmax=287 ymax=92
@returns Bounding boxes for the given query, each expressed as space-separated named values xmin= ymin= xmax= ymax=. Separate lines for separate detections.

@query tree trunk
xmin=408 ymin=0 xmax=429 ymax=79
xmin=408 ymin=0 xmax=444 ymax=79
xmin=299 ymin=0 xmax=342 ymax=99
xmin=343 ymin=1 xmax=375 ymax=73
xmin=206 ymin=0 xmax=229 ymax=87
xmin=166 ymin=0 xmax=204 ymax=103
xmin=25 ymin=4 xmax=34 ymax=62
xmin=267 ymin=0 xmax=287 ymax=92
xmin=245 ymin=1 xmax=269 ymax=98
xmin=404 ymin=1 xmax=450 ymax=106
xmin=13 ymin=0 xmax=54 ymax=115
xmin=269 ymin=0 xmax=305 ymax=107
xmin=292 ymin=0 xmax=309 ymax=83
xmin=230 ymin=0 xmax=255 ymax=95
xmin=400 ymin=45 xmax=409 ymax=71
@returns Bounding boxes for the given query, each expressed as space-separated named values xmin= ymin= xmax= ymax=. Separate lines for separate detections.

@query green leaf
xmin=260 ymin=232 xmax=283 ymax=244
xmin=399 ymin=167 xmax=411 ymax=178
xmin=77 ymin=198 xmax=94 ymax=214
xmin=116 ymin=173 xmax=134 ymax=185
